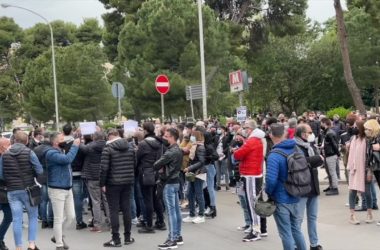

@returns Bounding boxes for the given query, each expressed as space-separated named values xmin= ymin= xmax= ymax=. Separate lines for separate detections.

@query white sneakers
xmin=182 ymin=216 xmax=205 ymax=224
xmin=192 ymin=216 xmax=205 ymax=224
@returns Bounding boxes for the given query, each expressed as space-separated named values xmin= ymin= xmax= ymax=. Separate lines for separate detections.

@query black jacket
xmin=308 ymin=120 xmax=321 ymax=139
xmin=28 ymin=138 xmax=41 ymax=151
xmin=81 ymin=140 xmax=106 ymax=181
xmin=296 ymin=138 xmax=324 ymax=197
xmin=188 ymin=144 xmax=206 ymax=174
xmin=2 ymin=144 xmax=35 ymax=191
xmin=62 ymin=137 xmax=85 ymax=176
xmin=136 ymin=135 xmax=163 ymax=185
xmin=33 ymin=142 xmax=53 ymax=185
xmin=154 ymin=144 xmax=183 ymax=184
xmin=204 ymin=132 xmax=219 ymax=165
xmin=100 ymin=138 xmax=135 ymax=186
xmin=323 ymin=128 xmax=340 ymax=157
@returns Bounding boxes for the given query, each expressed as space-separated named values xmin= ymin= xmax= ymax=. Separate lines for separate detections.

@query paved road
xmin=2 ymin=169 xmax=380 ymax=250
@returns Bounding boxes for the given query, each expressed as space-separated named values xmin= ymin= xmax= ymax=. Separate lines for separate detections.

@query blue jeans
xmin=0 ymin=203 xmax=12 ymax=241
xmin=188 ymin=178 xmax=205 ymax=217
xmin=72 ymin=178 xmax=84 ymax=224
xmin=206 ymin=164 xmax=216 ymax=206
xmin=273 ymin=199 xmax=307 ymax=250
xmin=39 ymin=184 xmax=53 ymax=223
xmin=163 ymin=184 xmax=182 ymax=241
xmin=306 ymin=196 xmax=319 ymax=247
xmin=8 ymin=190 xmax=39 ymax=247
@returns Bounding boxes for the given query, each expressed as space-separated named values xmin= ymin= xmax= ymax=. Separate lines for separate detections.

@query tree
xmin=22 ymin=43 xmax=115 ymax=122
xmin=0 ymin=17 xmax=23 ymax=65
xmin=334 ymin=0 xmax=366 ymax=114
xmin=75 ymin=18 xmax=103 ymax=44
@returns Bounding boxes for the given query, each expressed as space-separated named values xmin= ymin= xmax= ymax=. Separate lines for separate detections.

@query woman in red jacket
xmin=233 ymin=120 xmax=266 ymax=243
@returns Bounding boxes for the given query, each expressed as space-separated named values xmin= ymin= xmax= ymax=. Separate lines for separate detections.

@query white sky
xmin=0 ymin=0 xmax=347 ymax=28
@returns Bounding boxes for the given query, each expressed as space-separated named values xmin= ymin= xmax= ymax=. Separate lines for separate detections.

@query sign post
xmin=237 ymin=106 xmax=247 ymax=123
xmin=155 ymin=74 xmax=170 ymax=122
xmin=111 ymin=82 xmax=125 ymax=120
xmin=189 ymin=86 xmax=195 ymax=119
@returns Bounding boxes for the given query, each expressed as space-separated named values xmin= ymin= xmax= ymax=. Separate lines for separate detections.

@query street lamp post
xmin=197 ymin=0 xmax=207 ymax=120
xmin=1 ymin=3 xmax=60 ymax=131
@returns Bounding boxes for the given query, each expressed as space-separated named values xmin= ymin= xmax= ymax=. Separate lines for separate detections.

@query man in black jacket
xmin=80 ymin=131 xmax=108 ymax=232
xmin=154 ymin=128 xmax=184 ymax=249
xmin=321 ymin=118 xmax=340 ymax=196
xmin=100 ymin=129 xmax=135 ymax=247
xmin=295 ymin=124 xmax=324 ymax=250
xmin=136 ymin=122 xmax=166 ymax=234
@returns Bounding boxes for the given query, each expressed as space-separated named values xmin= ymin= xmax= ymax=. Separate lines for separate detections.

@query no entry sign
xmin=155 ymin=74 xmax=170 ymax=95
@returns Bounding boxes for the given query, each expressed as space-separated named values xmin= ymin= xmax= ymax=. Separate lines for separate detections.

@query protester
xmin=203 ymin=131 xmax=218 ymax=218
xmin=233 ymin=120 xmax=267 ymax=242
xmin=100 ymin=129 xmax=135 ymax=247
xmin=45 ymin=132 xmax=80 ymax=250
xmin=2 ymin=131 xmax=43 ymax=250
xmin=33 ymin=132 xmax=54 ymax=229
xmin=347 ymin=120 xmax=373 ymax=224
xmin=80 ymin=131 xmax=109 ymax=232
xmin=0 ymin=138 xmax=12 ymax=250
xmin=28 ymin=128 xmax=43 ymax=150
xmin=295 ymin=124 xmax=324 ymax=250
xmin=136 ymin=122 xmax=166 ymax=233
xmin=266 ymin=123 xmax=307 ymax=250
xmin=154 ymin=128 xmax=184 ymax=250
xmin=183 ymin=130 xmax=206 ymax=224
xmin=215 ymin=126 xmax=229 ymax=191
xmin=320 ymin=118 xmax=340 ymax=195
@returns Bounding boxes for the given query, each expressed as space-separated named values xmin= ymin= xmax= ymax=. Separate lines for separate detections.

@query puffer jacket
xmin=154 ymin=144 xmax=183 ymax=184
xmin=204 ymin=132 xmax=219 ymax=165
xmin=81 ymin=140 xmax=106 ymax=181
xmin=266 ymin=139 xmax=299 ymax=204
xmin=188 ymin=144 xmax=206 ymax=174
xmin=100 ymin=138 xmax=135 ymax=187
xmin=136 ymin=135 xmax=163 ymax=185
xmin=233 ymin=129 xmax=264 ymax=176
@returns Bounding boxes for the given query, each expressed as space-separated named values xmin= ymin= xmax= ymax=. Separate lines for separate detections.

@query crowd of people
xmin=0 ymin=111 xmax=379 ymax=250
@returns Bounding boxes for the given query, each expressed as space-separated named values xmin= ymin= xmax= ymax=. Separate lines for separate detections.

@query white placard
xmin=237 ymin=106 xmax=247 ymax=123
xmin=123 ymin=120 xmax=138 ymax=133
xmin=79 ymin=122 xmax=96 ymax=135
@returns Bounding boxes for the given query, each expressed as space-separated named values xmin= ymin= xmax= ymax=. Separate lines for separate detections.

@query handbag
xmin=185 ymin=172 xmax=196 ymax=182
xmin=0 ymin=185 xmax=8 ymax=204
xmin=26 ymin=184 xmax=42 ymax=207
xmin=254 ymin=190 xmax=276 ymax=217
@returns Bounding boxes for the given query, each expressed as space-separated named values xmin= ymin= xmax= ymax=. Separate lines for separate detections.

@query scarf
xmin=295 ymin=137 xmax=315 ymax=157
xmin=189 ymin=142 xmax=203 ymax=160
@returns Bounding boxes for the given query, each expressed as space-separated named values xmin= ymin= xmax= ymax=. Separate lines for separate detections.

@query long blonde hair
xmin=364 ymin=119 xmax=380 ymax=138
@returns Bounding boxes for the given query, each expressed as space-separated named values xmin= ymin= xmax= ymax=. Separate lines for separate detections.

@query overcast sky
xmin=0 ymin=0 xmax=347 ymax=28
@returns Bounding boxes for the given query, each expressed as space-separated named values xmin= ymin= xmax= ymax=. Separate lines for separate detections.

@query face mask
xmin=241 ymin=129 xmax=248 ymax=138
xmin=162 ymin=139 xmax=170 ymax=147
xmin=217 ymin=129 xmax=222 ymax=135
xmin=183 ymin=129 xmax=188 ymax=137
xmin=365 ymin=130 xmax=372 ymax=138
xmin=307 ymin=133 xmax=316 ymax=143
xmin=351 ymin=127 xmax=359 ymax=136
xmin=190 ymin=136 xmax=196 ymax=143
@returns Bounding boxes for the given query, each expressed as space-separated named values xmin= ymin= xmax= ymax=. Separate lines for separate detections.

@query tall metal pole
xmin=161 ymin=94 xmax=165 ymax=123
xmin=189 ymin=86 xmax=195 ymax=119
xmin=239 ymin=92 xmax=243 ymax=107
xmin=197 ymin=0 xmax=207 ymax=120
xmin=1 ymin=3 xmax=59 ymax=131
xmin=117 ymin=84 xmax=121 ymax=120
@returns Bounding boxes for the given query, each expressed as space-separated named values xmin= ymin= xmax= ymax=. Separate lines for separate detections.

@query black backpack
xmin=271 ymin=146 xmax=312 ymax=197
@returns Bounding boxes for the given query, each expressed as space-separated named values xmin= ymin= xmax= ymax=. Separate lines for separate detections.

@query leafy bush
xmin=327 ymin=107 xmax=352 ymax=120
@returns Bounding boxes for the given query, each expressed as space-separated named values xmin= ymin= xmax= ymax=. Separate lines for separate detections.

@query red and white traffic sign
xmin=229 ymin=70 xmax=243 ymax=93
xmin=155 ymin=74 xmax=170 ymax=95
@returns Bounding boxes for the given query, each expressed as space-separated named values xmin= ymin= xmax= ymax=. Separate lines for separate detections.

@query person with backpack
xmin=266 ymin=123 xmax=308 ymax=250
xmin=295 ymin=124 xmax=324 ymax=250
xmin=233 ymin=120 xmax=267 ymax=242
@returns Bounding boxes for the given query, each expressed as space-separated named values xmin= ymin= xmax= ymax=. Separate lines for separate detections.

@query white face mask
xmin=183 ymin=129 xmax=188 ymax=137
xmin=190 ymin=136 xmax=196 ymax=143
xmin=241 ymin=129 xmax=248 ymax=138
xmin=307 ymin=133 xmax=316 ymax=143
xmin=217 ymin=129 xmax=222 ymax=135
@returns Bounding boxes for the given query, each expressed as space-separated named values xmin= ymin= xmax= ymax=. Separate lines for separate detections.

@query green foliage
xmin=22 ymin=43 xmax=115 ymax=122
xmin=75 ymin=18 xmax=103 ymax=44
xmin=327 ymin=107 xmax=353 ymax=119
xmin=0 ymin=17 xmax=23 ymax=58
xmin=0 ymin=72 xmax=21 ymax=123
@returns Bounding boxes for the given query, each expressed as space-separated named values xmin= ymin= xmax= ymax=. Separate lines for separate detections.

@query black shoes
xmin=205 ymin=206 xmax=217 ymax=218
xmin=124 ymin=238 xmax=135 ymax=245
xmin=325 ymin=188 xmax=339 ymax=196
xmin=323 ymin=187 xmax=330 ymax=192
xmin=175 ymin=236 xmax=184 ymax=245
xmin=154 ymin=222 xmax=167 ymax=231
xmin=103 ymin=239 xmax=122 ymax=248
xmin=76 ymin=221 xmax=87 ymax=230
xmin=136 ymin=221 xmax=146 ymax=228
xmin=51 ymin=236 xmax=69 ymax=250
xmin=158 ymin=240 xmax=178 ymax=250
xmin=310 ymin=245 xmax=323 ymax=250
xmin=138 ymin=226 xmax=156 ymax=234
xmin=242 ymin=232 xmax=261 ymax=242
xmin=42 ymin=221 xmax=54 ymax=229
xmin=0 ymin=241 xmax=8 ymax=250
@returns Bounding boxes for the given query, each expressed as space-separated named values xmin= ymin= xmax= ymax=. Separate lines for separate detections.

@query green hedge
xmin=326 ymin=107 xmax=352 ymax=120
